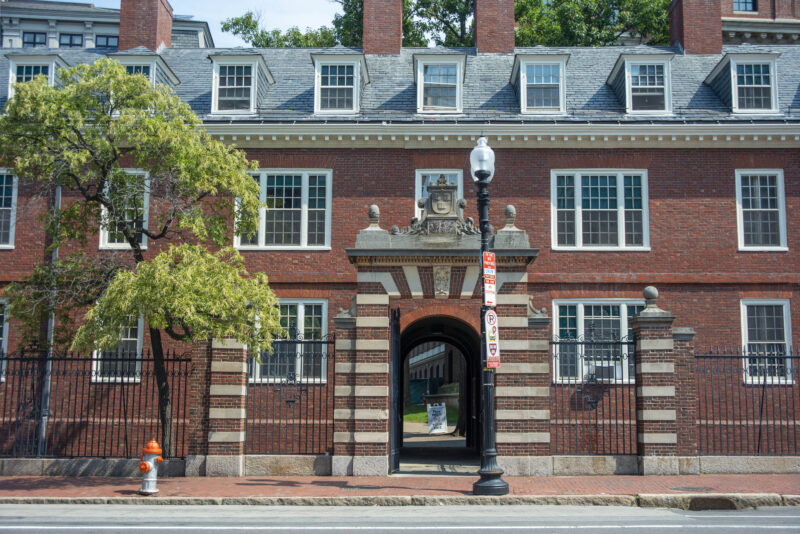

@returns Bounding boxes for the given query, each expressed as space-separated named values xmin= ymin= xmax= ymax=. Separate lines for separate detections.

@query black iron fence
xmin=696 ymin=347 xmax=799 ymax=456
xmin=550 ymin=336 xmax=637 ymax=455
xmin=245 ymin=335 xmax=334 ymax=455
xmin=0 ymin=351 xmax=191 ymax=458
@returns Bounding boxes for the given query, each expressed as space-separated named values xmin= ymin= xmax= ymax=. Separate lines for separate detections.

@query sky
xmin=68 ymin=0 xmax=343 ymax=47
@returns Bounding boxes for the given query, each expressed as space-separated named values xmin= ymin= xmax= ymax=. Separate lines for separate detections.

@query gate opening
xmin=394 ymin=315 xmax=481 ymax=474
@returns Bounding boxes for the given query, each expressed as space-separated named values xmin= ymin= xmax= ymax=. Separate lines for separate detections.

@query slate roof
xmin=2 ymin=44 xmax=800 ymax=124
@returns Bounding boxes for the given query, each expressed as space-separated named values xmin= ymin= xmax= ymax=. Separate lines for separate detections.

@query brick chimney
xmin=669 ymin=0 xmax=722 ymax=54
xmin=475 ymin=0 xmax=515 ymax=54
xmin=119 ymin=0 xmax=173 ymax=52
xmin=363 ymin=0 xmax=402 ymax=55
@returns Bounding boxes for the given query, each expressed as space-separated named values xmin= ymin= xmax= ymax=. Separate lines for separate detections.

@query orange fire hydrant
xmin=138 ymin=439 xmax=163 ymax=495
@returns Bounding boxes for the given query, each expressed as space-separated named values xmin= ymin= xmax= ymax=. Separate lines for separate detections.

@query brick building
xmin=0 ymin=0 xmax=798 ymax=477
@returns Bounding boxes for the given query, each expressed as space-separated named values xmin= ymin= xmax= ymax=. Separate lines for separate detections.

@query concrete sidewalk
xmin=0 ymin=474 xmax=798 ymax=509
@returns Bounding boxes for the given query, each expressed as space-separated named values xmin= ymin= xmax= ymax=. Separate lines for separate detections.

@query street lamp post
xmin=470 ymin=137 xmax=509 ymax=496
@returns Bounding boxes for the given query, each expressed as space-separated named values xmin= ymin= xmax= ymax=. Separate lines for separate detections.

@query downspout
xmin=37 ymin=185 xmax=60 ymax=457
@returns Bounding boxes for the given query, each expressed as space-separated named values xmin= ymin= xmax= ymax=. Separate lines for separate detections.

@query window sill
xmin=416 ymin=110 xmax=463 ymax=116
xmin=627 ymin=110 xmax=673 ymax=116
xmin=732 ymin=109 xmax=781 ymax=115
xmin=99 ymin=245 xmax=148 ymax=251
xmin=738 ymin=246 xmax=788 ymax=252
xmin=249 ymin=379 xmax=328 ymax=385
xmin=91 ymin=377 xmax=142 ymax=384
xmin=0 ymin=245 xmax=15 ymax=250
xmin=744 ymin=379 xmax=794 ymax=386
xmin=236 ymin=246 xmax=332 ymax=252
xmin=315 ymin=109 xmax=359 ymax=116
xmin=521 ymin=110 xmax=566 ymax=116
xmin=551 ymin=246 xmax=651 ymax=252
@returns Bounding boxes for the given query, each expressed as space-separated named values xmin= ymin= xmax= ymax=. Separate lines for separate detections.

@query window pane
xmin=96 ymin=35 xmax=119 ymax=48
xmin=740 ymin=174 xmax=780 ymax=246
xmin=581 ymin=175 xmax=618 ymax=246
xmin=584 ymin=305 xmax=622 ymax=381
xmin=125 ymin=65 xmax=151 ymax=77
xmin=624 ymin=175 xmax=644 ymax=246
xmin=423 ymin=64 xmax=458 ymax=110
xmin=307 ymin=175 xmax=327 ymax=246
xmin=746 ymin=304 xmax=788 ymax=379
xmin=526 ymin=63 xmax=561 ymax=111
xmin=0 ymin=175 xmax=14 ymax=245
xmin=59 ymin=34 xmax=83 ymax=48
xmin=557 ymin=305 xmax=578 ymax=378
xmin=16 ymin=65 xmax=48 ymax=83
xmin=97 ymin=319 xmax=140 ymax=378
xmin=734 ymin=0 xmax=757 ymax=10
xmin=22 ymin=32 xmax=46 ymax=48
xmin=630 ymin=64 xmax=666 ymax=111
xmin=556 ymin=175 xmax=575 ymax=246
xmin=736 ymin=63 xmax=772 ymax=110
xmin=218 ymin=65 xmax=252 ymax=111
xmin=265 ymin=175 xmax=302 ymax=246
xmin=105 ymin=176 xmax=146 ymax=245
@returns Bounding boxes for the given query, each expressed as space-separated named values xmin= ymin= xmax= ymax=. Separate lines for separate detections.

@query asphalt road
xmin=0 ymin=504 xmax=798 ymax=533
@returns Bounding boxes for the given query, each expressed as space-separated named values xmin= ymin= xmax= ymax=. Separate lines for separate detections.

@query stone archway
xmin=330 ymin=180 xmax=539 ymax=477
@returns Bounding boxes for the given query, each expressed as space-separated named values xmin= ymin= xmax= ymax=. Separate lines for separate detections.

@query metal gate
xmin=245 ymin=334 xmax=335 ymax=455
xmin=550 ymin=334 xmax=637 ymax=455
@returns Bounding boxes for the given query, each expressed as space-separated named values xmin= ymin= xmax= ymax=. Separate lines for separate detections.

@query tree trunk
xmin=149 ymin=327 xmax=173 ymax=457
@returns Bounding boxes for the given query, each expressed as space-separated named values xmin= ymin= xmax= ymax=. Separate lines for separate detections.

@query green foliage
xmin=515 ymin=0 xmax=671 ymax=47
xmin=222 ymin=1 xmax=429 ymax=49
xmin=0 ymin=58 xmax=261 ymax=251
xmin=411 ymin=0 xmax=474 ymax=46
xmin=72 ymin=245 xmax=283 ymax=354
xmin=221 ymin=11 xmax=337 ymax=47
xmin=5 ymin=254 xmax=123 ymax=350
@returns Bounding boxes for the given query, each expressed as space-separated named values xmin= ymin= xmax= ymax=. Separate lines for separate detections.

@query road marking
xmin=1 ymin=525 xmax=798 ymax=531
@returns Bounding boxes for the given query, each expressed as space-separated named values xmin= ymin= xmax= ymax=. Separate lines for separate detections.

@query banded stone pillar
xmin=495 ymin=271 xmax=552 ymax=476
xmin=495 ymin=292 xmax=552 ymax=476
xmin=205 ymin=339 xmax=249 ymax=476
xmin=332 ymin=292 xmax=390 ymax=476
xmin=632 ymin=287 xmax=678 ymax=475
xmin=674 ymin=327 xmax=699 ymax=473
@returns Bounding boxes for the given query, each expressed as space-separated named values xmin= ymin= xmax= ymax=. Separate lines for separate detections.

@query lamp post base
xmin=473 ymin=471 xmax=510 ymax=496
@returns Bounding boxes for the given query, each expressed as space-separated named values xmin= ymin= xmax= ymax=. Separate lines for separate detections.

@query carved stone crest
xmin=391 ymin=175 xmax=480 ymax=237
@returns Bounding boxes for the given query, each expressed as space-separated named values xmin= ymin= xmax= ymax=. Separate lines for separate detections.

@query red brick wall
xmin=119 ymin=0 xmax=173 ymax=52
xmin=363 ymin=0 xmax=402 ymax=55
xmin=721 ymin=0 xmax=799 ymax=19
xmin=670 ymin=0 xmax=723 ymax=54
xmin=475 ymin=0 xmax=515 ymax=54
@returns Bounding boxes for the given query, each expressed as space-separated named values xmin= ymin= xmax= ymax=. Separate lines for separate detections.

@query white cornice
xmin=201 ymin=122 xmax=800 ymax=150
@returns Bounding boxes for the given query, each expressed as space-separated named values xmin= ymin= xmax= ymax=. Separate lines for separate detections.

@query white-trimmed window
xmin=741 ymin=300 xmax=792 ymax=383
xmin=0 ymin=172 xmax=18 ymax=249
xmin=416 ymin=56 xmax=465 ymax=114
xmin=521 ymin=60 xmax=566 ymax=114
xmin=236 ymin=170 xmax=332 ymax=250
xmin=735 ymin=170 xmax=787 ymax=251
xmin=314 ymin=62 xmax=362 ymax=114
xmin=125 ymin=64 xmax=152 ymax=80
xmin=249 ymin=300 xmax=328 ymax=384
xmin=553 ymin=300 xmax=643 ymax=383
xmin=414 ymin=170 xmax=463 ymax=218
xmin=92 ymin=316 xmax=144 ymax=382
xmin=551 ymin=170 xmax=649 ymax=251
xmin=210 ymin=55 xmax=272 ymax=114
xmin=99 ymin=171 xmax=150 ymax=250
xmin=8 ymin=56 xmax=66 ymax=97
xmin=731 ymin=58 xmax=778 ymax=113
xmin=627 ymin=61 xmax=671 ymax=113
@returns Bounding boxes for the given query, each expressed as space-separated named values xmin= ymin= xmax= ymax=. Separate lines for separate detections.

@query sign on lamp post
xmin=483 ymin=251 xmax=496 ymax=307
xmin=485 ymin=309 xmax=500 ymax=368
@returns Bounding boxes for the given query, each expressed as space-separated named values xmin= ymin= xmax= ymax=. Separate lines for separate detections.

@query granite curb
xmin=0 ymin=494 xmax=796 ymax=508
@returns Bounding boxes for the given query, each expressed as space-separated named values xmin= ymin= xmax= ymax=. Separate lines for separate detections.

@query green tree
xmin=411 ymin=0 xmax=474 ymax=46
xmin=0 ymin=58 xmax=284 ymax=454
xmin=222 ymin=1 xmax=428 ymax=48
xmin=515 ymin=0 xmax=671 ymax=47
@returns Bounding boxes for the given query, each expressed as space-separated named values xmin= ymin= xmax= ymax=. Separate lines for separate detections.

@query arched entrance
xmin=391 ymin=314 xmax=481 ymax=473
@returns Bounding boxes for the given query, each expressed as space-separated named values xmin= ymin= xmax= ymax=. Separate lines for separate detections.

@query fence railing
xmin=550 ymin=336 xmax=637 ymax=455
xmin=0 ymin=351 xmax=192 ymax=459
xmin=245 ymin=335 xmax=334 ymax=455
xmin=696 ymin=346 xmax=799 ymax=456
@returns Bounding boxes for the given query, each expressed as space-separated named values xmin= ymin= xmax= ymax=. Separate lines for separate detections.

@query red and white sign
xmin=483 ymin=252 xmax=497 ymax=307
xmin=485 ymin=309 xmax=500 ymax=368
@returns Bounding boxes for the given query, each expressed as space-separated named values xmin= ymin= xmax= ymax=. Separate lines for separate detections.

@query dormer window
xmin=6 ymin=54 xmax=67 ymax=97
xmin=734 ymin=61 xmax=776 ymax=112
xmin=112 ymin=55 xmax=179 ymax=88
xmin=414 ymin=55 xmax=465 ymax=114
xmin=210 ymin=55 xmax=273 ymax=115
xmin=512 ymin=54 xmax=569 ymax=114
xmin=608 ymin=54 xmax=673 ymax=114
xmin=311 ymin=54 xmax=368 ymax=115
xmin=705 ymin=54 xmax=778 ymax=114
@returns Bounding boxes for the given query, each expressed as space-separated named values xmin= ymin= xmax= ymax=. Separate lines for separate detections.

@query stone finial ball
xmin=505 ymin=205 xmax=516 ymax=218
xmin=643 ymin=286 xmax=658 ymax=300
xmin=368 ymin=204 xmax=380 ymax=219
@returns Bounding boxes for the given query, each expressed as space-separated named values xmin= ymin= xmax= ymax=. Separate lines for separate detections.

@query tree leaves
xmin=72 ymin=245 xmax=283 ymax=354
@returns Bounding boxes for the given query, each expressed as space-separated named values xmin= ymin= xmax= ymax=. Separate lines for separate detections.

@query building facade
xmin=0 ymin=0 xmax=798 ymax=477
